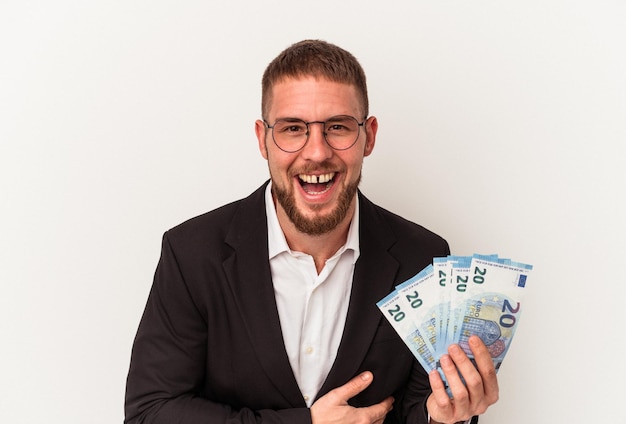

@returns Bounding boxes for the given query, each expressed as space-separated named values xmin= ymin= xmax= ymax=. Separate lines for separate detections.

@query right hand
xmin=310 ymin=371 xmax=394 ymax=424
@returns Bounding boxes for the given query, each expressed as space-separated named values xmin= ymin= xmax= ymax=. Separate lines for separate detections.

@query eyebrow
xmin=272 ymin=114 xmax=356 ymax=123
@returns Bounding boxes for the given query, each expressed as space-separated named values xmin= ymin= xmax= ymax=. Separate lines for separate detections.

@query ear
xmin=255 ymin=119 xmax=269 ymax=160
xmin=363 ymin=116 xmax=378 ymax=157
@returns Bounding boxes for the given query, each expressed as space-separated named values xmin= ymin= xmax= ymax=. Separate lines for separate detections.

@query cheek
xmin=266 ymin=153 xmax=293 ymax=179
xmin=344 ymin=153 xmax=365 ymax=174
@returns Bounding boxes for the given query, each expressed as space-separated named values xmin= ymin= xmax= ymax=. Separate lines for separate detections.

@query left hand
xmin=310 ymin=371 xmax=394 ymax=424
xmin=426 ymin=335 xmax=499 ymax=424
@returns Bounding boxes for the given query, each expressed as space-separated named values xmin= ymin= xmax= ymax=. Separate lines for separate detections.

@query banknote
xmin=432 ymin=257 xmax=452 ymax=355
xmin=444 ymin=256 xmax=472 ymax=350
xmin=377 ymin=253 xmax=532 ymax=377
xmin=395 ymin=264 xmax=442 ymax=356
xmin=376 ymin=290 xmax=437 ymax=372
xmin=454 ymin=256 xmax=533 ymax=368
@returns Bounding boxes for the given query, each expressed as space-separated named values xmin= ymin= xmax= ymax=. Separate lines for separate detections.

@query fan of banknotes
xmin=377 ymin=254 xmax=533 ymax=376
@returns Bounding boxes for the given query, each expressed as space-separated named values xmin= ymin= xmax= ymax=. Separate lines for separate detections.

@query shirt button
xmin=303 ymin=395 xmax=309 ymax=401
xmin=305 ymin=346 xmax=313 ymax=354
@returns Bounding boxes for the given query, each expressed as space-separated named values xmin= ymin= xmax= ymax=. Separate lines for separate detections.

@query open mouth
xmin=298 ymin=172 xmax=336 ymax=195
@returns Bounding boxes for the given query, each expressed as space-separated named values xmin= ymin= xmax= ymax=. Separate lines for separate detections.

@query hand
xmin=310 ymin=371 xmax=394 ymax=424
xmin=426 ymin=336 xmax=499 ymax=424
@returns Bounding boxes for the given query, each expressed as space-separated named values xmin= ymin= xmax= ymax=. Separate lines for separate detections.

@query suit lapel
xmin=222 ymin=186 xmax=403 ymax=405
xmin=222 ymin=183 xmax=305 ymax=407
xmin=317 ymin=193 xmax=400 ymax=398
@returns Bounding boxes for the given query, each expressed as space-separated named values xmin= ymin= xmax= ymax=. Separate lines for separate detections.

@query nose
xmin=301 ymin=122 xmax=333 ymax=161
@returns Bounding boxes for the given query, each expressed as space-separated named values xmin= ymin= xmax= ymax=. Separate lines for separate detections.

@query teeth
xmin=299 ymin=172 xmax=335 ymax=184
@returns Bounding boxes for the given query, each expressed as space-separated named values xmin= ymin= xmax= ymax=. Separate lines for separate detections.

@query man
xmin=125 ymin=40 xmax=499 ymax=424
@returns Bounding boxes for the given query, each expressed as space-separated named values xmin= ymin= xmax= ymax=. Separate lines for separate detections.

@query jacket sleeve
xmin=396 ymin=360 xmax=479 ymax=424
xmin=124 ymin=233 xmax=311 ymax=424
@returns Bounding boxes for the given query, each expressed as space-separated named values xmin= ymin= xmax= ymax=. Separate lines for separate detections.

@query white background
xmin=1 ymin=1 xmax=625 ymax=423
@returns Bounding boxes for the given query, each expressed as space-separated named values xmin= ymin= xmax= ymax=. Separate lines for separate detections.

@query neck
xmin=276 ymin=200 xmax=356 ymax=274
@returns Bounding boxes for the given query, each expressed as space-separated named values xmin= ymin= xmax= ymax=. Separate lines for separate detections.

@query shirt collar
xmin=265 ymin=182 xmax=360 ymax=263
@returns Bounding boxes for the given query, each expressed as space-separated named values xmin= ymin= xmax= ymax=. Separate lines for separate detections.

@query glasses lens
xmin=324 ymin=116 xmax=360 ymax=150
xmin=272 ymin=119 xmax=308 ymax=152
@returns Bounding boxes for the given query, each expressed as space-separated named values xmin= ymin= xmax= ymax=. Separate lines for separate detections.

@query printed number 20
xmin=388 ymin=305 xmax=405 ymax=322
xmin=500 ymin=299 xmax=520 ymax=328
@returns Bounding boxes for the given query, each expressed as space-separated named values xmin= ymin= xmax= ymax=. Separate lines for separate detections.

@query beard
xmin=272 ymin=173 xmax=361 ymax=236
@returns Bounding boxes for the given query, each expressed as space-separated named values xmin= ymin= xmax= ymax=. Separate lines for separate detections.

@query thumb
xmin=333 ymin=371 xmax=374 ymax=402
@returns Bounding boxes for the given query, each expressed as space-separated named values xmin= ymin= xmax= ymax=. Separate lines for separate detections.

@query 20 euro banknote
xmin=377 ymin=254 xmax=533 ymax=375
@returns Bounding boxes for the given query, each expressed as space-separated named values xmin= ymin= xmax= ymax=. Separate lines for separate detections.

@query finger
xmin=448 ymin=339 xmax=497 ymax=417
xmin=468 ymin=336 xmax=499 ymax=405
xmin=428 ymin=368 xmax=453 ymax=410
xmin=332 ymin=371 xmax=375 ymax=403
xmin=448 ymin=343 xmax=483 ymax=393
xmin=362 ymin=396 xmax=395 ymax=422
xmin=426 ymin=369 xmax=458 ymax=424
xmin=439 ymin=351 xmax=471 ymax=411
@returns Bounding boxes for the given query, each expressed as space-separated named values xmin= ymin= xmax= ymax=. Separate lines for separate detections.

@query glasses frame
xmin=263 ymin=115 xmax=367 ymax=153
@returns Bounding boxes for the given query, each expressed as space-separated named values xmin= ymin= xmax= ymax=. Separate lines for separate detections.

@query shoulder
xmin=359 ymin=192 xmax=450 ymax=264
xmin=164 ymin=182 xmax=267 ymax=248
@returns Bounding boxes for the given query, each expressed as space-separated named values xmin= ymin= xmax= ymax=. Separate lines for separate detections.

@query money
xmin=377 ymin=254 xmax=532 ymax=375
xmin=377 ymin=289 xmax=438 ymax=372
xmin=395 ymin=265 xmax=441 ymax=357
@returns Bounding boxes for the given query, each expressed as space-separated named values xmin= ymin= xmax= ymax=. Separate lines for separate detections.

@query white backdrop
xmin=1 ymin=1 xmax=625 ymax=423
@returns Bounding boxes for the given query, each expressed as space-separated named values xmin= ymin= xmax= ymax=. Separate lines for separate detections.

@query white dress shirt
xmin=265 ymin=183 xmax=360 ymax=407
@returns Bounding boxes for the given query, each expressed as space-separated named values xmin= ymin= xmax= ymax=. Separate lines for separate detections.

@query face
xmin=255 ymin=76 xmax=377 ymax=235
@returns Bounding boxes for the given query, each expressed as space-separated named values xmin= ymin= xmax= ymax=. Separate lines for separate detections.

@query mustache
xmin=289 ymin=161 xmax=340 ymax=177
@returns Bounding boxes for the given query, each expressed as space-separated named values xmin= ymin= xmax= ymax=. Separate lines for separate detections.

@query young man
xmin=125 ymin=40 xmax=498 ymax=424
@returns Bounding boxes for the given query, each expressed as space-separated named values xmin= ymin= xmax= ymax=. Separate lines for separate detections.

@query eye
xmin=327 ymin=123 xmax=348 ymax=131
xmin=275 ymin=120 xmax=307 ymax=136
xmin=325 ymin=117 xmax=357 ymax=134
xmin=285 ymin=125 xmax=306 ymax=133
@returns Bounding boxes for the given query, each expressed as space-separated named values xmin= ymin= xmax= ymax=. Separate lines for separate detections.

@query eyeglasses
xmin=263 ymin=115 xmax=366 ymax=153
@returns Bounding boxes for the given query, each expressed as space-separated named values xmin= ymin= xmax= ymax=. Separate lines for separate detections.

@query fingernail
xmin=361 ymin=371 xmax=372 ymax=381
xmin=449 ymin=344 xmax=461 ymax=354
xmin=440 ymin=354 xmax=451 ymax=366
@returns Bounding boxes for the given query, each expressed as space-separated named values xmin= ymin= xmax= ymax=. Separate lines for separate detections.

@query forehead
xmin=267 ymin=76 xmax=363 ymax=120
